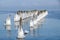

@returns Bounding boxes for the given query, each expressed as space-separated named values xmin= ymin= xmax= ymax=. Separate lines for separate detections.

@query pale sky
xmin=0 ymin=0 xmax=59 ymax=11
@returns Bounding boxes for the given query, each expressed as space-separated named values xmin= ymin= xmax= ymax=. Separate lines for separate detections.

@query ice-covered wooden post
xmin=4 ymin=15 xmax=11 ymax=31
xmin=17 ymin=17 xmax=25 ymax=38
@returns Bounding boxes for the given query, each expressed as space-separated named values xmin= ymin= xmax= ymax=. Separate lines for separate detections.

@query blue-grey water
xmin=0 ymin=0 xmax=60 ymax=40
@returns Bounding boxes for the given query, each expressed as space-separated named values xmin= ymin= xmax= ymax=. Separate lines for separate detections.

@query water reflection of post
xmin=33 ymin=28 xmax=36 ymax=36
xmin=17 ymin=38 xmax=24 ymax=40
xmin=34 ymin=24 xmax=40 ymax=36
xmin=6 ymin=30 xmax=11 ymax=39
xmin=30 ymin=25 xmax=37 ymax=37
xmin=30 ymin=27 xmax=33 ymax=36
xmin=14 ymin=21 xmax=19 ymax=29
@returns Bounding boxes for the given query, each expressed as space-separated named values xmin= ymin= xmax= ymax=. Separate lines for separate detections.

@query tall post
xmin=19 ymin=17 xmax=22 ymax=31
xmin=17 ymin=15 xmax=25 ymax=38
